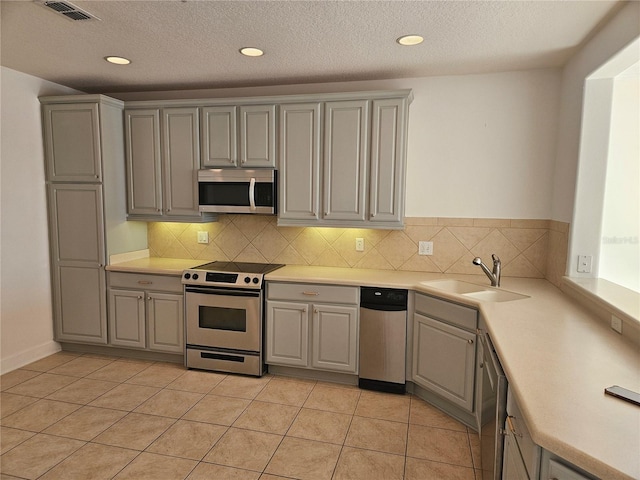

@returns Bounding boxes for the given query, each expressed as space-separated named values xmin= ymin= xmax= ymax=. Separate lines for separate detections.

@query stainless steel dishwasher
xmin=359 ymin=287 xmax=408 ymax=394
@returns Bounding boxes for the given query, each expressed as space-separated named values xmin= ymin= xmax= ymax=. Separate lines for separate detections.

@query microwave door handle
xmin=249 ymin=177 xmax=256 ymax=211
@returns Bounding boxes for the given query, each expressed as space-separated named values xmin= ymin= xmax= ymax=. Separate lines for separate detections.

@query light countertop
xmin=266 ymin=265 xmax=639 ymax=480
xmin=106 ymin=260 xmax=640 ymax=479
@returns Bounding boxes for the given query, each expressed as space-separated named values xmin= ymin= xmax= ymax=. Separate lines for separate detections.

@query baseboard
xmin=0 ymin=340 xmax=61 ymax=375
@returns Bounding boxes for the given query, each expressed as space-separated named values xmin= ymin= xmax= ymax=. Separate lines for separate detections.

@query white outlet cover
xmin=197 ymin=231 xmax=209 ymax=244
xmin=418 ymin=241 xmax=433 ymax=256
xmin=355 ymin=238 xmax=365 ymax=252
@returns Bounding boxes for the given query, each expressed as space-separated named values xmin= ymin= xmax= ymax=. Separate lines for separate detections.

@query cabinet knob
xmin=468 ymin=339 xmax=474 ymax=344
xmin=314 ymin=309 xmax=318 ymax=314
xmin=371 ymin=213 xmax=376 ymax=218
xmin=302 ymin=307 xmax=307 ymax=312
xmin=138 ymin=295 xmax=143 ymax=299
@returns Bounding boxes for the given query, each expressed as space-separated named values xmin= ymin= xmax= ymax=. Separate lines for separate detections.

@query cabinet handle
xmin=302 ymin=291 xmax=319 ymax=296
xmin=138 ymin=281 xmax=153 ymax=285
xmin=468 ymin=339 xmax=474 ymax=344
xmin=506 ymin=416 xmax=522 ymax=437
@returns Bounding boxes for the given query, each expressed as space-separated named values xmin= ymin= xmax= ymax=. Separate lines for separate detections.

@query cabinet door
xmin=278 ymin=103 xmax=321 ymax=220
xmin=125 ymin=109 xmax=162 ymax=216
xmin=239 ymin=104 xmax=276 ymax=168
xmin=48 ymin=183 xmax=107 ymax=344
xmin=201 ymin=106 xmax=238 ymax=167
xmin=162 ymin=107 xmax=200 ymax=217
xmin=147 ymin=292 xmax=184 ymax=353
xmin=323 ymin=100 xmax=369 ymax=221
xmin=311 ymin=304 xmax=358 ymax=373
xmin=42 ymin=103 xmax=102 ymax=182
xmin=53 ymin=265 xmax=107 ymax=344
xmin=265 ymin=301 xmax=309 ymax=367
xmin=108 ymin=289 xmax=146 ymax=349
xmin=412 ymin=313 xmax=476 ymax=412
xmin=369 ymin=98 xmax=407 ymax=224
xmin=502 ymin=431 xmax=530 ymax=480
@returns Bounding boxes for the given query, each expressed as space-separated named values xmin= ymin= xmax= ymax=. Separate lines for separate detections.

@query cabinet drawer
xmin=108 ymin=272 xmax=182 ymax=293
xmin=267 ymin=282 xmax=358 ymax=305
xmin=415 ymin=293 xmax=477 ymax=331
xmin=507 ymin=389 xmax=538 ymax=477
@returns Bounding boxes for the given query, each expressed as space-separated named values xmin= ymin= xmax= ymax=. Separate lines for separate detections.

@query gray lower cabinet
xmin=412 ymin=293 xmax=478 ymax=413
xmin=41 ymin=95 xmax=147 ymax=346
xmin=107 ymin=272 xmax=184 ymax=354
xmin=503 ymin=431 xmax=530 ymax=480
xmin=265 ymin=282 xmax=359 ymax=374
xmin=125 ymin=107 xmax=214 ymax=222
xmin=277 ymin=93 xmax=410 ymax=229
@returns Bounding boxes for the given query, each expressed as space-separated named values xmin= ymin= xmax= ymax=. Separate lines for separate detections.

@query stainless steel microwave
xmin=198 ymin=169 xmax=277 ymax=214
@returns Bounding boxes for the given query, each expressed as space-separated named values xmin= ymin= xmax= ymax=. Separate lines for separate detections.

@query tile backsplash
xmin=148 ymin=216 xmax=569 ymax=287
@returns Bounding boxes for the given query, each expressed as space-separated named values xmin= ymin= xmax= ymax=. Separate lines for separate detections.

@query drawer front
xmin=267 ymin=282 xmax=358 ymax=305
xmin=108 ymin=272 xmax=182 ymax=293
xmin=414 ymin=293 xmax=477 ymax=331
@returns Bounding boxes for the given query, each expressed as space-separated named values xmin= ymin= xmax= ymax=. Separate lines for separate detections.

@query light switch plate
xmin=355 ymin=238 xmax=365 ymax=252
xmin=197 ymin=231 xmax=209 ymax=244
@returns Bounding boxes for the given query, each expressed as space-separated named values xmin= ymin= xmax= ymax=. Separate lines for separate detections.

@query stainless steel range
xmin=182 ymin=261 xmax=284 ymax=376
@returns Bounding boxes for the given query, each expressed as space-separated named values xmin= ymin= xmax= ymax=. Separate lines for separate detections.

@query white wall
xmin=113 ymin=69 xmax=562 ymax=219
xmin=0 ymin=67 xmax=82 ymax=373
xmin=551 ymin=1 xmax=640 ymax=223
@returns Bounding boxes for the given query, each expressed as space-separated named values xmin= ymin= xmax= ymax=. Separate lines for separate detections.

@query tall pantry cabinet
xmin=41 ymin=95 xmax=147 ymax=345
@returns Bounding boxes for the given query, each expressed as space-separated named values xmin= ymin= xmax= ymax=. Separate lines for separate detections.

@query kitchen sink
xmin=420 ymin=279 xmax=529 ymax=303
xmin=419 ymin=279 xmax=487 ymax=294
xmin=462 ymin=289 xmax=529 ymax=302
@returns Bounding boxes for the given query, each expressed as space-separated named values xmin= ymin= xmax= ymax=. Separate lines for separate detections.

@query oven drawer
xmin=108 ymin=272 xmax=182 ymax=293
xmin=187 ymin=348 xmax=261 ymax=376
xmin=267 ymin=282 xmax=358 ymax=305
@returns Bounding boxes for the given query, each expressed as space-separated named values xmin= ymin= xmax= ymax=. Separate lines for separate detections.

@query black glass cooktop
xmin=193 ymin=261 xmax=284 ymax=275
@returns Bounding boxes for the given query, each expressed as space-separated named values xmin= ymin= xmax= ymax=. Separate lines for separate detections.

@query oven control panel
xmin=182 ymin=270 xmax=263 ymax=289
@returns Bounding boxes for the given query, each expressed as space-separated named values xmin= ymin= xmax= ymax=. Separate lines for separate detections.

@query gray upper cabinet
xmin=239 ymin=104 xmax=276 ymax=168
xmin=201 ymin=106 xmax=237 ymax=167
xmin=162 ymin=108 xmax=200 ymax=217
xmin=369 ymin=98 xmax=408 ymax=224
xmin=125 ymin=109 xmax=162 ymax=216
xmin=125 ymin=107 xmax=212 ymax=222
xmin=42 ymin=103 xmax=102 ymax=182
xmin=323 ymin=100 xmax=369 ymax=222
xmin=278 ymin=103 xmax=321 ymax=221
xmin=201 ymin=103 xmax=276 ymax=169
xmin=276 ymin=90 xmax=411 ymax=229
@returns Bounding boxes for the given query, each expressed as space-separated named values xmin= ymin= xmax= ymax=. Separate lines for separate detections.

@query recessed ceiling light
xmin=104 ymin=56 xmax=131 ymax=65
xmin=240 ymin=47 xmax=264 ymax=57
xmin=397 ymin=35 xmax=424 ymax=46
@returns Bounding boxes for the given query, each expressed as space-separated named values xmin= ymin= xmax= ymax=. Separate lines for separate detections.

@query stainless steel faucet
xmin=472 ymin=254 xmax=501 ymax=287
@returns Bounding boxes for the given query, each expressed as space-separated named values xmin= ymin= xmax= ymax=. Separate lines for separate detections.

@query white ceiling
xmin=0 ymin=0 xmax=624 ymax=94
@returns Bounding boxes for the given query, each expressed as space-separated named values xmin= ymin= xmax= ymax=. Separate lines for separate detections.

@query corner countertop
xmin=266 ymin=265 xmax=640 ymax=480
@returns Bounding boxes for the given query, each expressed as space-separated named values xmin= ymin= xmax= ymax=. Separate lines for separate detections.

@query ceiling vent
xmin=40 ymin=1 xmax=100 ymax=21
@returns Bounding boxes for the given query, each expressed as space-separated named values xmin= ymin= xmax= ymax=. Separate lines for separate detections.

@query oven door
xmin=185 ymin=286 xmax=262 ymax=352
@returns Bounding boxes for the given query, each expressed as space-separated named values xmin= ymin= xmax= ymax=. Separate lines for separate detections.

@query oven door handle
xmin=185 ymin=286 xmax=261 ymax=297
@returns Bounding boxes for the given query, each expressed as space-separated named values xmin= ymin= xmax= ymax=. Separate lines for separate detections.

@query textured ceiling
xmin=0 ymin=0 xmax=624 ymax=93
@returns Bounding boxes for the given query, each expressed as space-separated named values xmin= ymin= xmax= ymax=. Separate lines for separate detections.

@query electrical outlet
xmin=611 ymin=315 xmax=623 ymax=334
xmin=577 ymin=255 xmax=592 ymax=273
xmin=355 ymin=238 xmax=365 ymax=252
xmin=197 ymin=231 xmax=209 ymax=244
xmin=418 ymin=241 xmax=433 ymax=256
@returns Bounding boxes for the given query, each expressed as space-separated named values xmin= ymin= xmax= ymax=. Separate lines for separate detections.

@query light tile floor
xmin=1 ymin=352 xmax=481 ymax=479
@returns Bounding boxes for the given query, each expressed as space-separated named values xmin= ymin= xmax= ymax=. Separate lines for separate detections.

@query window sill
xmin=561 ymin=276 xmax=640 ymax=345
